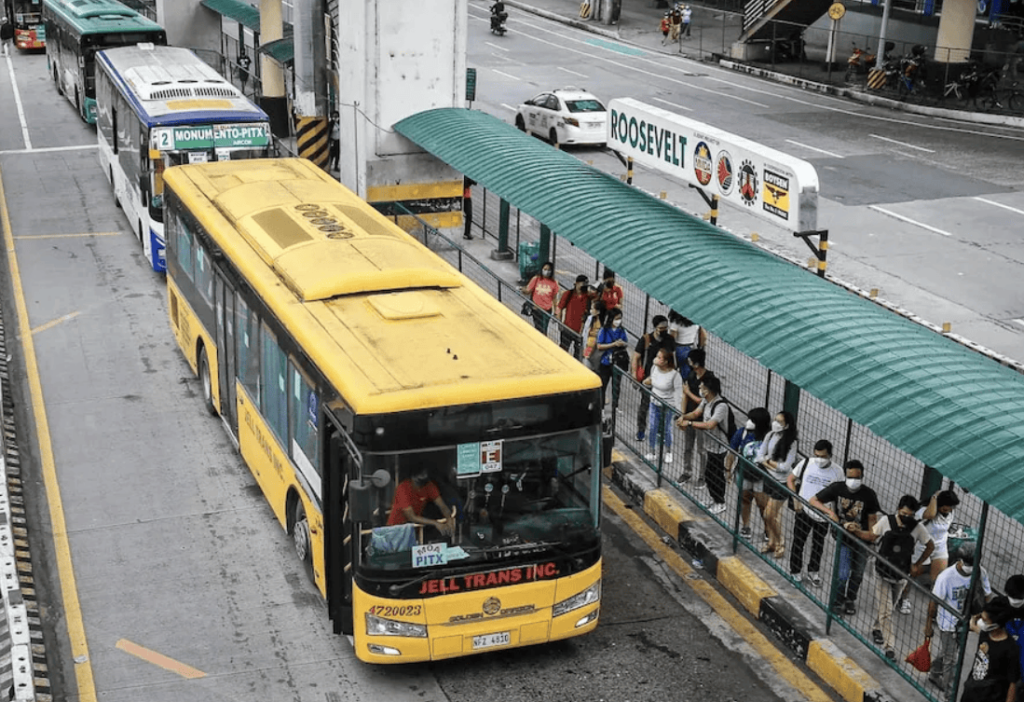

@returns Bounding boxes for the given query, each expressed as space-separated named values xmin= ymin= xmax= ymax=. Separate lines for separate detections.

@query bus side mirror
xmin=349 ymin=469 xmax=391 ymax=522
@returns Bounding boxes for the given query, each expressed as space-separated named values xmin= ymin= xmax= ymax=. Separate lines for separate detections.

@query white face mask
xmin=744 ymin=419 xmax=755 ymax=431
xmin=845 ymin=478 xmax=862 ymax=491
xmin=979 ymin=620 xmax=999 ymax=632
xmin=771 ymin=420 xmax=783 ymax=433
xmin=669 ymin=325 xmax=678 ymax=334
xmin=961 ymin=563 xmax=974 ymax=575
xmin=612 ymin=319 xmax=622 ymax=327
xmin=542 ymin=269 xmax=552 ymax=277
xmin=1009 ymin=597 xmax=1024 ymax=609
xmin=811 ymin=456 xmax=831 ymax=468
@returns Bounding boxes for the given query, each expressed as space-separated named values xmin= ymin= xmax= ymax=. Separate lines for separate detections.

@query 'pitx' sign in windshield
xmin=152 ymin=123 xmax=270 ymax=151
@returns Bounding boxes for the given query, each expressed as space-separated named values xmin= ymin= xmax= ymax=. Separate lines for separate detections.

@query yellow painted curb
xmin=808 ymin=639 xmax=878 ymax=702
xmin=716 ymin=556 xmax=777 ymax=617
xmin=643 ymin=488 xmax=694 ymax=542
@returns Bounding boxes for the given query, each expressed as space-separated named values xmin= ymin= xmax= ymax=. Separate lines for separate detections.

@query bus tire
xmin=53 ymin=65 xmax=62 ymax=95
xmin=75 ymin=87 xmax=81 ymax=115
xmin=292 ymin=500 xmax=315 ymax=580
xmin=198 ymin=345 xmax=216 ymax=416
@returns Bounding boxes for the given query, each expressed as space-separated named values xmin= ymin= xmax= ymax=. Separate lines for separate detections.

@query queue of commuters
xmin=517 ymin=259 xmax=1022 ymax=700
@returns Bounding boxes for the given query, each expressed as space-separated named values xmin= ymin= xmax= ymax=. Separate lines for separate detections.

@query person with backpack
xmin=667 ymin=310 xmax=705 ymax=381
xmin=786 ymin=439 xmax=844 ymax=586
xmin=865 ymin=496 xmax=934 ymax=660
xmin=677 ymin=374 xmax=733 ymax=515
xmin=926 ymin=543 xmax=994 ymax=698
xmin=595 ymin=307 xmax=628 ymax=408
xmin=726 ymin=407 xmax=771 ymax=540
xmin=631 ymin=315 xmax=676 ymax=442
xmin=755 ymin=411 xmax=798 ymax=557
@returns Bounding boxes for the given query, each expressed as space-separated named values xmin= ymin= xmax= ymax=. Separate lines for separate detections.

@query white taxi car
xmin=514 ymin=88 xmax=607 ymax=147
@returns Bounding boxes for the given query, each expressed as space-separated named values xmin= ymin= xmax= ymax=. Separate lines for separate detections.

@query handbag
xmin=636 ymin=367 xmax=645 ymax=382
xmin=905 ymin=640 xmax=931 ymax=673
xmin=520 ymin=300 xmax=533 ymax=316
xmin=788 ymin=457 xmax=808 ymax=513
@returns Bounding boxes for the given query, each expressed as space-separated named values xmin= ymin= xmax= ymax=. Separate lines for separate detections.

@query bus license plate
xmin=472 ymin=631 xmax=510 ymax=650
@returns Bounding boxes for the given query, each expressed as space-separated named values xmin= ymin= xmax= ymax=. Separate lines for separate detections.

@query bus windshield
xmin=355 ymin=425 xmax=601 ymax=578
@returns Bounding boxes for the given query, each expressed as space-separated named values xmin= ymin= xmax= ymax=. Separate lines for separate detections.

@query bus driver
xmin=388 ymin=467 xmax=455 ymax=537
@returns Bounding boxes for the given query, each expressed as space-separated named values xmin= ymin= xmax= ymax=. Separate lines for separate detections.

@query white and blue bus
xmin=95 ymin=44 xmax=272 ymax=271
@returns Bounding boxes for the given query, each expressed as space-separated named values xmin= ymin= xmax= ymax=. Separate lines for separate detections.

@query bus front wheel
xmin=292 ymin=500 xmax=314 ymax=579
xmin=198 ymin=346 xmax=216 ymax=416
xmin=53 ymin=65 xmax=61 ymax=95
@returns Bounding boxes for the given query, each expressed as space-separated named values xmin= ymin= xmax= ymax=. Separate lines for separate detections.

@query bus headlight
xmin=552 ymin=580 xmax=601 ymax=617
xmin=365 ymin=613 xmax=428 ymax=638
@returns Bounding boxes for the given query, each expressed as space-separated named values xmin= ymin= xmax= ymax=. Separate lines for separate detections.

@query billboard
xmin=607 ymin=98 xmax=819 ymax=232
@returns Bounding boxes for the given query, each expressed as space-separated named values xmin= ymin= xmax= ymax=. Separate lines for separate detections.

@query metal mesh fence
xmin=403 ymin=186 xmax=1024 ymax=702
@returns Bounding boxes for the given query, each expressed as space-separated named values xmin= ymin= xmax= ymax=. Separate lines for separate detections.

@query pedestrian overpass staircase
xmin=740 ymin=0 xmax=833 ymax=44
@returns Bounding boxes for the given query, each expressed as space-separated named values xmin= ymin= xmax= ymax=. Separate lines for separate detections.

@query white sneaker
xmin=808 ymin=572 xmax=823 ymax=587
xmin=899 ymin=599 xmax=913 ymax=615
xmin=644 ymin=453 xmax=656 ymax=461
xmin=709 ymin=502 xmax=726 ymax=515
xmin=792 ymin=572 xmax=804 ymax=583
xmin=664 ymin=453 xmax=673 ymax=463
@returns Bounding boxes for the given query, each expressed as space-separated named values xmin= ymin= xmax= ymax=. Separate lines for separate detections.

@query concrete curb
xmin=609 ymin=453 xmax=896 ymax=702
xmin=0 ymin=412 xmax=33 ymax=702
xmin=504 ymin=0 xmax=622 ymax=40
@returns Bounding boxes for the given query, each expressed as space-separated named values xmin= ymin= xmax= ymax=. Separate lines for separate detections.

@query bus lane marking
xmin=974 ymin=197 xmax=1024 ymax=217
xmin=4 ymin=54 xmax=31 ymax=150
xmin=603 ymin=486 xmax=834 ymax=702
xmin=868 ymin=134 xmax=935 ymax=153
xmin=31 ymin=312 xmax=81 ymax=336
xmin=14 ymin=231 xmax=122 ymax=240
xmin=0 ymin=168 xmax=97 ymax=701
xmin=115 ymin=639 xmax=207 ymax=679
xmin=0 ymin=144 xmax=98 ymax=155
xmin=868 ymin=205 xmax=952 ymax=237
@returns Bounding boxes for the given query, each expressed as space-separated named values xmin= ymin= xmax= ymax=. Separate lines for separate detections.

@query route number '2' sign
xmin=480 ymin=440 xmax=503 ymax=473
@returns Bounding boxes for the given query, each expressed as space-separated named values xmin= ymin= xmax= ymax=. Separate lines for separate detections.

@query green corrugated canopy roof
xmin=394 ymin=107 xmax=1024 ymax=522
xmin=200 ymin=0 xmax=261 ymax=31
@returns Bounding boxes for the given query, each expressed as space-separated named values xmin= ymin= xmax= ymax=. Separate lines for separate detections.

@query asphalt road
xmin=0 ymin=49 xmax=824 ymax=702
xmin=466 ymin=1 xmax=1024 ymax=363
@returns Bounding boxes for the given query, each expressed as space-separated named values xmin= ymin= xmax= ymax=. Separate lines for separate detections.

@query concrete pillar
xmin=934 ymin=0 xmax=974 ymax=64
xmin=294 ymin=0 xmax=329 ymax=168
xmin=155 ymin=0 xmax=221 ymax=53
xmin=259 ymin=0 xmax=289 ymax=137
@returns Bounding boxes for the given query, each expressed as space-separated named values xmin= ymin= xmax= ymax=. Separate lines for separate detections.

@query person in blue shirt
xmin=595 ymin=307 xmax=628 ymax=408
xmin=1003 ymin=574 xmax=1024 ymax=702
xmin=726 ymin=407 xmax=770 ymax=540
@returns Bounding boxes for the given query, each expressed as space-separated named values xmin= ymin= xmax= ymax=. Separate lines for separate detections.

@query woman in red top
xmin=520 ymin=261 xmax=560 ymax=334
xmin=597 ymin=268 xmax=624 ymax=312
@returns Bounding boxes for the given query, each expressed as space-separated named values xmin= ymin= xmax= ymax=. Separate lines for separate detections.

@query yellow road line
xmin=603 ymin=486 xmax=834 ymax=702
xmin=0 ymin=169 xmax=97 ymax=701
xmin=115 ymin=639 xmax=206 ymax=679
xmin=14 ymin=231 xmax=121 ymax=240
xmin=31 ymin=311 xmax=81 ymax=336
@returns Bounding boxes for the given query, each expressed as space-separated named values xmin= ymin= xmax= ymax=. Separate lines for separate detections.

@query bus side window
xmin=236 ymin=294 xmax=261 ymax=410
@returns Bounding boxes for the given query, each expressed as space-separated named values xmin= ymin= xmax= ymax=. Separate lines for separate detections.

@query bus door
xmin=323 ymin=410 xmax=356 ymax=635
xmin=214 ymin=271 xmax=238 ymax=435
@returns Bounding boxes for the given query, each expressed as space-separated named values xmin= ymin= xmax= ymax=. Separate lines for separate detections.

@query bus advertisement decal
xmin=418 ymin=562 xmax=559 ymax=595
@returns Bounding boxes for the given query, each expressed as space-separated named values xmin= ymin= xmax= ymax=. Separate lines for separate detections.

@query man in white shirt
xmin=787 ymin=439 xmax=843 ymax=586
xmin=926 ymin=543 xmax=992 ymax=697
xmin=864 ymin=496 xmax=934 ymax=659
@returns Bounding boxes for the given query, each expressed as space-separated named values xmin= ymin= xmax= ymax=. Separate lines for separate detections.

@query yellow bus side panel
xmin=166 ymin=279 xmax=221 ymax=413
xmin=366 ymin=180 xmax=463 ymax=202
xmin=353 ymin=559 xmax=600 ymax=663
xmin=237 ymin=384 xmax=327 ymax=596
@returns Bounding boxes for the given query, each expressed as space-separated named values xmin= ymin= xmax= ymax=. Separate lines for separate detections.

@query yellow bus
xmin=162 ymin=158 xmax=603 ymax=663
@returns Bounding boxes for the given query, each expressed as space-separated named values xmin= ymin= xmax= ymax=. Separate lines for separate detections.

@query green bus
xmin=43 ymin=0 xmax=166 ymax=123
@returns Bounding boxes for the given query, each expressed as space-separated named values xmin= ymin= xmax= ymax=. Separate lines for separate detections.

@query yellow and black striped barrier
xmin=579 ymin=1 xmax=591 ymax=18
xmin=867 ymin=67 xmax=887 ymax=91
xmin=296 ymin=116 xmax=330 ymax=169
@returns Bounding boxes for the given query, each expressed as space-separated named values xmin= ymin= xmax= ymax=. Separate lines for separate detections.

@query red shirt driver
xmin=388 ymin=469 xmax=454 ymax=536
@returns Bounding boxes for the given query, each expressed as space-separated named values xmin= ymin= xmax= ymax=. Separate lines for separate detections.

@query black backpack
xmin=709 ymin=399 xmax=737 ymax=442
xmin=875 ymin=514 xmax=916 ymax=582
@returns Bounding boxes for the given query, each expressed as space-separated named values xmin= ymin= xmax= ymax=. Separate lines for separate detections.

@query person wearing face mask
xmin=632 ymin=315 xmax=676 ymax=443
xmin=580 ymin=298 xmax=607 ymax=371
xmin=595 ymin=268 xmax=624 ymax=312
xmin=1002 ymin=575 xmax=1024 ymax=702
xmin=926 ymin=543 xmax=994 ymax=697
xmin=864 ymin=495 xmax=934 ymax=659
xmin=754 ymin=411 xmax=798 ymax=557
xmin=556 ymin=274 xmax=594 ymax=356
xmin=676 ymin=375 xmax=732 ymax=515
xmin=519 ymin=261 xmax=560 ymax=334
xmin=642 ymin=348 xmax=684 ymax=465
xmin=388 ymin=467 xmax=455 ymax=537
xmin=726 ymin=407 xmax=771 ymax=540
xmin=786 ymin=440 xmax=844 ymax=586
xmin=810 ymin=460 xmax=881 ymax=616
xmin=895 ymin=489 xmax=961 ymax=616
xmin=679 ymin=348 xmax=712 ymax=483
xmin=595 ymin=308 xmax=629 ymax=407
xmin=961 ymin=597 xmax=1019 ymax=702
xmin=667 ymin=310 xmax=707 ymax=380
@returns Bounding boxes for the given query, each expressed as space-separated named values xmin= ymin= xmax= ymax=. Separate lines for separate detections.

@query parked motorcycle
xmin=490 ymin=1 xmax=508 ymax=35
xmin=845 ymin=41 xmax=895 ymax=83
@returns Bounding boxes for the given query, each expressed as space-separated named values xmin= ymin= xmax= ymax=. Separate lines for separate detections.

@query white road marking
xmin=500 ymin=103 xmax=517 ymax=112
xmin=558 ymin=66 xmax=588 ymax=79
xmin=486 ymin=41 xmax=509 ymax=52
xmin=0 ymin=144 xmax=98 ymax=155
xmin=868 ymin=134 xmax=936 ymax=153
xmin=1013 ymin=318 xmax=1024 ymax=329
xmin=5 ymin=54 xmax=32 ymax=150
xmin=652 ymin=97 xmax=693 ymax=112
xmin=492 ymin=69 xmax=520 ymax=81
xmin=869 ymin=205 xmax=952 ymax=237
xmin=974 ymin=197 xmax=1024 ymax=217
xmin=784 ymin=140 xmax=843 ymax=158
